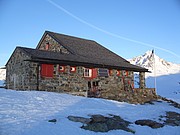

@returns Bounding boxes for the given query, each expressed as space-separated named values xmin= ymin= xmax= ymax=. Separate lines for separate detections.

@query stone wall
xmin=6 ymin=48 xmax=156 ymax=104
xmin=38 ymin=65 xmax=88 ymax=93
xmin=38 ymin=34 xmax=70 ymax=54
xmin=6 ymin=49 xmax=36 ymax=90
xmin=37 ymin=64 xmax=157 ymax=104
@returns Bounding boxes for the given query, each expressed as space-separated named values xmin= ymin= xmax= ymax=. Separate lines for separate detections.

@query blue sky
xmin=1 ymin=0 xmax=180 ymax=67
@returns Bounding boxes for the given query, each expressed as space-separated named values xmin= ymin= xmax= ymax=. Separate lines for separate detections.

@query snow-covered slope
xmin=146 ymin=73 xmax=180 ymax=103
xmin=0 ymin=68 xmax=6 ymax=80
xmin=0 ymin=88 xmax=180 ymax=135
xmin=129 ymin=50 xmax=180 ymax=77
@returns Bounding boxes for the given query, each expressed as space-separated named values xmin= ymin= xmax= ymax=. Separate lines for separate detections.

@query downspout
xmin=36 ymin=63 xmax=40 ymax=90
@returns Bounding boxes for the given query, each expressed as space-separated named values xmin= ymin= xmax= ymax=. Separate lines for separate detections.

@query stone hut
xmin=6 ymin=31 xmax=156 ymax=103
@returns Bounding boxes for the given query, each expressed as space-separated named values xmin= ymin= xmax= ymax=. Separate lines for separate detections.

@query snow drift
xmin=0 ymin=88 xmax=180 ymax=135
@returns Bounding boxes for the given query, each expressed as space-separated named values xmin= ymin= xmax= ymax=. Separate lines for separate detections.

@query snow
xmin=129 ymin=50 xmax=180 ymax=77
xmin=0 ymin=80 xmax=4 ymax=86
xmin=146 ymin=73 xmax=180 ymax=103
xmin=0 ymin=68 xmax=6 ymax=80
xmin=0 ymin=88 xmax=180 ymax=135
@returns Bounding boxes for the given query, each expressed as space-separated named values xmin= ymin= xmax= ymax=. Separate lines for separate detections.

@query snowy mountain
xmin=129 ymin=51 xmax=180 ymax=102
xmin=0 ymin=68 xmax=6 ymax=80
xmin=129 ymin=50 xmax=180 ymax=77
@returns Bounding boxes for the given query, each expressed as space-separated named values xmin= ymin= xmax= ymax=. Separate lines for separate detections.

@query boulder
xmin=82 ymin=122 xmax=109 ymax=132
xmin=135 ymin=120 xmax=164 ymax=129
xmin=81 ymin=114 xmax=135 ymax=133
xmin=48 ymin=119 xmax=57 ymax=123
xmin=91 ymin=114 xmax=107 ymax=122
xmin=164 ymin=111 xmax=180 ymax=126
xmin=67 ymin=116 xmax=92 ymax=124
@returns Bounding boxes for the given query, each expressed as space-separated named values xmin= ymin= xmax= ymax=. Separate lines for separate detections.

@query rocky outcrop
xmin=164 ymin=111 xmax=180 ymax=126
xmin=159 ymin=96 xmax=180 ymax=109
xmin=67 ymin=116 xmax=91 ymax=124
xmin=135 ymin=120 xmax=164 ymax=128
xmin=68 ymin=114 xmax=135 ymax=133
xmin=62 ymin=111 xmax=180 ymax=133
xmin=135 ymin=111 xmax=180 ymax=128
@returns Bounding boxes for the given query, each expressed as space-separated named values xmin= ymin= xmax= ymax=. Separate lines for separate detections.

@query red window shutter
xmin=46 ymin=64 xmax=53 ymax=77
xmin=45 ymin=43 xmax=50 ymax=50
xmin=41 ymin=64 xmax=53 ymax=77
xmin=41 ymin=64 xmax=47 ymax=77
xmin=92 ymin=68 xmax=97 ymax=79
xmin=126 ymin=71 xmax=128 ymax=76
xmin=109 ymin=69 xmax=113 ymax=76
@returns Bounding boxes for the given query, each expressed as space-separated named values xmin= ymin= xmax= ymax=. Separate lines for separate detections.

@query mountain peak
xmin=129 ymin=50 xmax=180 ymax=77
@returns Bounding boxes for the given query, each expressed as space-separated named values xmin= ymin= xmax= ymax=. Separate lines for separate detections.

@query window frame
xmin=70 ymin=67 xmax=76 ymax=73
xmin=45 ymin=43 xmax=50 ymax=50
xmin=98 ymin=68 xmax=109 ymax=77
xmin=116 ymin=70 xmax=121 ymax=76
xmin=59 ymin=65 xmax=65 ymax=72
xmin=84 ymin=68 xmax=92 ymax=78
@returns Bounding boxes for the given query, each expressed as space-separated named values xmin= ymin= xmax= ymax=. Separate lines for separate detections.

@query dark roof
xmin=17 ymin=46 xmax=148 ymax=72
xmin=6 ymin=31 xmax=148 ymax=72
xmin=36 ymin=31 xmax=148 ymax=71
xmin=37 ymin=31 xmax=128 ymax=62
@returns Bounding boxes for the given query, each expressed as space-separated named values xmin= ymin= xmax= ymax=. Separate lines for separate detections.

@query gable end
xmin=36 ymin=32 xmax=71 ymax=54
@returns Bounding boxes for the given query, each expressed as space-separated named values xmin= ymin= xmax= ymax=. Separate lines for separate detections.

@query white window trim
xmin=59 ymin=66 xmax=65 ymax=71
xmin=84 ymin=68 xmax=92 ymax=77
xmin=70 ymin=67 xmax=76 ymax=72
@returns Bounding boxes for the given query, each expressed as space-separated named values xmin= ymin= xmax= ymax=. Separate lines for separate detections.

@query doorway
xmin=88 ymin=81 xmax=100 ymax=97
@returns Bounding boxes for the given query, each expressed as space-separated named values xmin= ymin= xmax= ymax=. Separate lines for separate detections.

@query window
xmin=122 ymin=70 xmax=126 ymax=76
xmin=59 ymin=66 xmax=65 ymax=72
xmin=70 ymin=67 xmax=76 ymax=73
xmin=45 ymin=43 xmax=49 ymax=50
xmin=109 ymin=70 xmax=113 ymax=76
xmin=98 ymin=68 xmax=109 ymax=77
xmin=116 ymin=70 xmax=121 ymax=76
xmin=126 ymin=71 xmax=129 ymax=76
xmin=84 ymin=68 xmax=92 ymax=77
xmin=41 ymin=64 xmax=53 ymax=77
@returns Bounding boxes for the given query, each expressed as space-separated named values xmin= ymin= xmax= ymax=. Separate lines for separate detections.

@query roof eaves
xmin=5 ymin=46 xmax=32 ymax=66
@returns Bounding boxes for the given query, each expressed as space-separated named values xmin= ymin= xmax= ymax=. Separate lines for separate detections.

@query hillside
xmin=0 ymin=88 xmax=180 ymax=135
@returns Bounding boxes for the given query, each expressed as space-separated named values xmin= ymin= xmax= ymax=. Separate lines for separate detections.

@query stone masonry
xmin=6 ymin=33 xmax=157 ymax=104
xmin=38 ymin=34 xmax=70 ymax=54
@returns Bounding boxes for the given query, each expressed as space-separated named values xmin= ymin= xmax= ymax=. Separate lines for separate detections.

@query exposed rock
xmin=143 ymin=100 xmax=155 ymax=105
xmin=82 ymin=122 xmax=109 ymax=132
xmin=90 ymin=114 xmax=107 ymax=123
xmin=84 ymin=115 xmax=134 ymax=133
xmin=135 ymin=120 xmax=164 ymax=129
xmin=164 ymin=111 xmax=180 ymax=126
xmin=68 ymin=114 xmax=134 ymax=133
xmin=159 ymin=96 xmax=180 ymax=109
xmin=67 ymin=116 xmax=92 ymax=124
xmin=48 ymin=119 xmax=57 ymax=123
